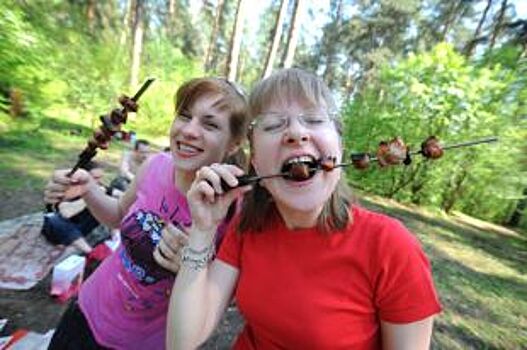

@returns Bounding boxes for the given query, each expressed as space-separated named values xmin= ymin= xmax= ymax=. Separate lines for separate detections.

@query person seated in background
xmin=41 ymin=161 xmax=112 ymax=261
xmin=109 ymin=139 xmax=150 ymax=197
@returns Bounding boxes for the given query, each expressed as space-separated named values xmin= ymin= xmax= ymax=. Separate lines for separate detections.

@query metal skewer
xmin=222 ymin=136 xmax=499 ymax=190
xmin=46 ymin=79 xmax=155 ymax=212
xmin=343 ymin=136 xmax=499 ymax=167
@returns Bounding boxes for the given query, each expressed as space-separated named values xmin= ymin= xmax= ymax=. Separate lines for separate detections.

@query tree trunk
xmin=86 ymin=0 xmax=96 ymax=32
xmin=262 ymin=0 xmax=289 ymax=78
xmin=204 ymin=0 xmax=225 ymax=72
xmin=323 ymin=0 xmax=343 ymax=88
xmin=119 ymin=0 xmax=133 ymax=47
xmin=441 ymin=169 xmax=468 ymax=213
xmin=167 ymin=0 xmax=177 ymax=36
xmin=95 ymin=2 xmax=116 ymax=33
xmin=385 ymin=162 xmax=425 ymax=199
xmin=226 ymin=0 xmax=247 ymax=81
xmin=489 ymin=0 xmax=508 ymax=50
xmin=281 ymin=0 xmax=305 ymax=68
xmin=168 ymin=0 xmax=176 ymax=17
xmin=506 ymin=187 xmax=527 ymax=227
xmin=464 ymin=0 xmax=493 ymax=57
xmin=440 ymin=0 xmax=463 ymax=41
xmin=130 ymin=0 xmax=144 ymax=90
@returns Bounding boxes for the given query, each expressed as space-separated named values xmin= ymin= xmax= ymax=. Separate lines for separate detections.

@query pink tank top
xmin=79 ymin=153 xmax=194 ymax=349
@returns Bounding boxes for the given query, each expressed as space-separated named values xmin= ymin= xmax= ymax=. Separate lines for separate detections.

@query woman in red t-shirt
xmin=168 ymin=68 xmax=442 ymax=350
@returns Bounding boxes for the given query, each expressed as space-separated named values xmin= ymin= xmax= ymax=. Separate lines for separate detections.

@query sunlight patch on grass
xmin=430 ymin=235 xmax=527 ymax=348
xmin=453 ymin=211 xmax=522 ymax=238
xmin=432 ymin=231 xmax=522 ymax=280
xmin=361 ymin=196 xmax=527 ymax=349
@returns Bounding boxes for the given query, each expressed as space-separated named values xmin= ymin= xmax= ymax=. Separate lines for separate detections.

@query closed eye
xmin=302 ymin=114 xmax=328 ymax=125
xmin=259 ymin=115 xmax=287 ymax=132
xmin=262 ymin=121 xmax=286 ymax=132
xmin=202 ymin=115 xmax=221 ymax=130
xmin=178 ymin=113 xmax=192 ymax=122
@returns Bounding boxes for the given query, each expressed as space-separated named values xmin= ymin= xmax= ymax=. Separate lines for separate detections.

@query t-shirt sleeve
xmin=373 ymin=219 xmax=442 ymax=323
xmin=216 ymin=219 xmax=242 ymax=269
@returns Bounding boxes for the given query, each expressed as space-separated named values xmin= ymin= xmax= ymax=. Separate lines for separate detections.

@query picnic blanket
xmin=0 ymin=213 xmax=70 ymax=290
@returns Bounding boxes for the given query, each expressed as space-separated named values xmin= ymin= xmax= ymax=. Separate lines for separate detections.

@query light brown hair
xmin=175 ymin=77 xmax=250 ymax=167
xmin=239 ymin=68 xmax=353 ymax=234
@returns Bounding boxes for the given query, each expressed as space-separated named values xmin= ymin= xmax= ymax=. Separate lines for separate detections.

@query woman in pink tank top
xmin=44 ymin=77 xmax=250 ymax=350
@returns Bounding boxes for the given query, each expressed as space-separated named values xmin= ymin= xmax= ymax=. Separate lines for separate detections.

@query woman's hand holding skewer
xmin=44 ymin=169 xmax=97 ymax=204
xmin=187 ymin=164 xmax=251 ymax=236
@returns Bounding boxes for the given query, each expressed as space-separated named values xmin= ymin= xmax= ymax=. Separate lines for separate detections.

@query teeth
xmin=178 ymin=142 xmax=202 ymax=152
xmin=285 ymin=156 xmax=315 ymax=165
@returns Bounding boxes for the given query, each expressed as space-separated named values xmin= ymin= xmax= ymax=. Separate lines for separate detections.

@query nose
xmin=180 ymin=118 xmax=201 ymax=139
xmin=283 ymin=117 xmax=309 ymax=145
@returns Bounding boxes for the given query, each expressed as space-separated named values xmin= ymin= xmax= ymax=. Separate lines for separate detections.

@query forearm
xmin=123 ymin=170 xmax=134 ymax=181
xmin=58 ymin=200 xmax=85 ymax=219
xmin=82 ymin=182 xmax=123 ymax=228
xmin=167 ymin=163 xmax=245 ymax=349
xmin=120 ymin=154 xmax=134 ymax=181
xmin=167 ymin=232 xmax=219 ymax=349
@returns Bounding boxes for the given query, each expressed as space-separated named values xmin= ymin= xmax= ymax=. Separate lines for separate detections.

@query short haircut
xmin=134 ymin=139 xmax=150 ymax=150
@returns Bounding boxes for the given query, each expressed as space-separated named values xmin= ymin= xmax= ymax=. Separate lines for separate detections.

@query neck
xmin=274 ymin=202 xmax=323 ymax=230
xmin=174 ymin=166 xmax=195 ymax=193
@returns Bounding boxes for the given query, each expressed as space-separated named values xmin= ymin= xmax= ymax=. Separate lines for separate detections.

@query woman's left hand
xmin=153 ymin=223 xmax=188 ymax=273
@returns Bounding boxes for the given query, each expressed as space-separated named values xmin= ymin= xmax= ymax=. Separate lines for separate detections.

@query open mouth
xmin=280 ymin=156 xmax=318 ymax=181
xmin=176 ymin=141 xmax=203 ymax=154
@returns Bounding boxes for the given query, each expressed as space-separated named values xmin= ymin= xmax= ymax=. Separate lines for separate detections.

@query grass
xmin=360 ymin=196 xmax=527 ymax=349
xmin=1 ymin=110 xmax=526 ymax=349
xmin=0 ymin=109 xmax=142 ymax=219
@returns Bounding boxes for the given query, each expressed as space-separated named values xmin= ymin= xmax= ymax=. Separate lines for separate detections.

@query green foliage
xmin=0 ymin=0 xmax=525 ymax=229
xmin=0 ymin=0 xmax=204 ymax=140
xmin=129 ymin=37 xmax=202 ymax=138
xmin=0 ymin=1 xmax=49 ymax=110
xmin=343 ymin=43 xmax=526 ymax=226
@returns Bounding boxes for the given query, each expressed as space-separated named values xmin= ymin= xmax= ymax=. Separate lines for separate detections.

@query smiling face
xmin=250 ymin=99 xmax=342 ymax=228
xmin=169 ymin=92 xmax=238 ymax=174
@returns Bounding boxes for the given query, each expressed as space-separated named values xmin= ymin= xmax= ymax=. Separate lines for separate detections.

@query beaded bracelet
xmin=181 ymin=243 xmax=215 ymax=271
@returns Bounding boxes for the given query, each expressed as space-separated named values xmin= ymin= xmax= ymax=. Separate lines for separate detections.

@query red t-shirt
xmin=217 ymin=205 xmax=442 ymax=349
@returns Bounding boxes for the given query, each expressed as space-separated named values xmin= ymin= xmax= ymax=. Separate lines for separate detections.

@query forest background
xmin=0 ymin=1 xmax=526 ymax=349
xmin=1 ymin=0 xmax=525 ymax=229
xmin=1 ymin=0 xmax=526 ymax=228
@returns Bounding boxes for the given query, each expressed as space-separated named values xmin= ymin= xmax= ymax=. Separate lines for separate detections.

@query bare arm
xmin=120 ymin=151 xmax=135 ymax=181
xmin=84 ymin=155 xmax=157 ymax=227
xmin=82 ymin=178 xmax=136 ymax=228
xmin=167 ymin=253 xmax=239 ymax=349
xmin=45 ymin=158 xmax=153 ymax=229
xmin=381 ymin=316 xmax=435 ymax=350
xmin=166 ymin=164 xmax=251 ymax=349
xmin=58 ymin=198 xmax=87 ymax=219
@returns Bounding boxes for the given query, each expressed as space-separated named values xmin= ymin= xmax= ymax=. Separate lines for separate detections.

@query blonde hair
xmin=239 ymin=68 xmax=353 ymax=233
